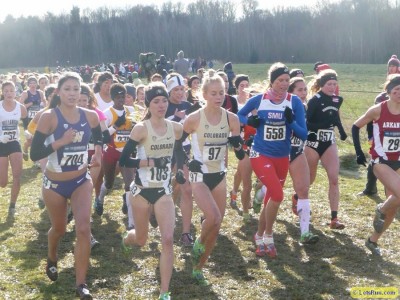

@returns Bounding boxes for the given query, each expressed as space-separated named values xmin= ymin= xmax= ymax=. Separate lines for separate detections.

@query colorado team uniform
xmin=0 ymin=101 xmax=23 ymax=156
xmin=131 ymin=120 xmax=175 ymax=204
xmin=306 ymin=91 xmax=343 ymax=156
xmin=43 ymin=107 xmax=92 ymax=198
xmin=238 ymin=92 xmax=307 ymax=203
xmin=370 ymin=101 xmax=400 ymax=170
xmin=189 ymin=108 xmax=230 ymax=190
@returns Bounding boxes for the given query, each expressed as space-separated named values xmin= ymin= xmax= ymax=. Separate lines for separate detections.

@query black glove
xmin=356 ymin=151 xmax=367 ymax=167
xmin=284 ymin=106 xmax=293 ymax=124
xmin=114 ymin=111 xmax=126 ymax=127
xmin=339 ymin=130 xmax=348 ymax=141
xmin=245 ymin=135 xmax=254 ymax=147
xmin=175 ymin=169 xmax=186 ymax=184
xmin=234 ymin=147 xmax=245 ymax=160
xmin=188 ymin=159 xmax=203 ymax=173
xmin=247 ymin=115 xmax=261 ymax=128
xmin=153 ymin=156 xmax=170 ymax=169
xmin=185 ymin=102 xmax=202 ymax=115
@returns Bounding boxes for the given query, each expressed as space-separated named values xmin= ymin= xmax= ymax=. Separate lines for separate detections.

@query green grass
xmin=1 ymin=63 xmax=400 ymax=299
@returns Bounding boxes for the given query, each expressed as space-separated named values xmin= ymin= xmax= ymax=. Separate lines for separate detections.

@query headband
xmin=270 ymin=67 xmax=289 ymax=84
xmin=319 ymin=74 xmax=337 ymax=87
xmin=145 ymin=86 xmax=169 ymax=107
xmin=386 ymin=77 xmax=400 ymax=93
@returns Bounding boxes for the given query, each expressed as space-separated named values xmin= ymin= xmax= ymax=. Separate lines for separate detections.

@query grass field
xmin=1 ymin=63 xmax=399 ymax=300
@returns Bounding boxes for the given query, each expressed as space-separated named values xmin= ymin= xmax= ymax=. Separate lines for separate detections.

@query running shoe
xmin=38 ymin=197 xmax=45 ymax=209
xmin=180 ymin=233 xmax=194 ymax=247
xmin=373 ymin=204 xmax=385 ymax=233
xmin=191 ymin=238 xmax=205 ymax=266
xmin=299 ymin=232 xmax=319 ymax=245
xmin=122 ymin=194 xmax=128 ymax=215
xmin=291 ymin=194 xmax=298 ymax=216
xmin=159 ymin=292 xmax=171 ymax=300
xmin=229 ymin=191 xmax=238 ymax=209
xmin=121 ymin=232 xmax=132 ymax=254
xmin=254 ymin=233 xmax=265 ymax=257
xmin=46 ymin=258 xmax=58 ymax=281
xmin=22 ymin=152 xmax=29 ymax=161
xmin=90 ymin=235 xmax=100 ymax=249
xmin=365 ymin=238 xmax=381 ymax=256
xmin=94 ymin=197 xmax=103 ymax=216
xmin=75 ymin=283 xmax=92 ymax=300
xmin=356 ymin=190 xmax=378 ymax=197
xmin=330 ymin=218 xmax=345 ymax=230
xmin=265 ymin=243 xmax=277 ymax=258
xmin=192 ymin=269 xmax=209 ymax=286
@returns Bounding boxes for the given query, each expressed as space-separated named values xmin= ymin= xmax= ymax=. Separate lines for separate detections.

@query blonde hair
xmin=201 ymin=69 xmax=224 ymax=94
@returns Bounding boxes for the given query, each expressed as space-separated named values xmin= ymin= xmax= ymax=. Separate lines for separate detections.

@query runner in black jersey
xmin=305 ymin=69 xmax=347 ymax=230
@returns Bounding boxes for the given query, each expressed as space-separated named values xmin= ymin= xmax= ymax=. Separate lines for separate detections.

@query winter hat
xmin=124 ymin=83 xmax=136 ymax=98
xmin=145 ymin=83 xmax=169 ymax=107
xmin=387 ymin=55 xmax=400 ymax=67
xmin=110 ymin=83 xmax=126 ymax=100
xmin=316 ymin=64 xmax=331 ymax=74
xmin=166 ymin=73 xmax=184 ymax=92
xmin=289 ymin=69 xmax=304 ymax=78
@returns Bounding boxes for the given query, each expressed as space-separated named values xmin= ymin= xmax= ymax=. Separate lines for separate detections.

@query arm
xmin=228 ymin=112 xmax=245 ymax=160
xmin=288 ymin=98 xmax=308 ymax=141
xmin=306 ymin=98 xmax=332 ymax=131
xmin=119 ymin=123 xmax=147 ymax=168
xmin=237 ymin=95 xmax=260 ymax=125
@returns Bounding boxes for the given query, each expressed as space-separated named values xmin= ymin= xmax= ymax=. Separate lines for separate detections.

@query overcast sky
xmin=1 ymin=0 xmax=328 ymax=22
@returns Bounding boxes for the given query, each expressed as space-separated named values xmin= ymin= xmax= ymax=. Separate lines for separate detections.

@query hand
xmin=174 ymin=109 xmax=186 ymax=120
xmin=247 ymin=115 xmax=260 ymax=128
xmin=114 ymin=111 xmax=126 ymax=127
xmin=61 ymin=128 xmax=76 ymax=145
xmin=356 ymin=151 xmax=367 ymax=166
xmin=234 ymin=147 xmax=245 ymax=160
xmin=175 ymin=169 xmax=186 ymax=184
xmin=0 ymin=135 xmax=10 ymax=143
xmin=153 ymin=156 xmax=170 ymax=169
xmin=284 ymin=106 xmax=293 ymax=124
xmin=339 ymin=131 xmax=348 ymax=141
xmin=89 ymin=152 xmax=101 ymax=168
xmin=188 ymin=159 xmax=203 ymax=173
xmin=245 ymin=135 xmax=254 ymax=147
xmin=24 ymin=130 xmax=33 ymax=140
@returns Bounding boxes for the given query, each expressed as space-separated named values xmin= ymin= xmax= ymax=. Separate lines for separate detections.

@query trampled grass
xmin=0 ymin=63 xmax=399 ymax=299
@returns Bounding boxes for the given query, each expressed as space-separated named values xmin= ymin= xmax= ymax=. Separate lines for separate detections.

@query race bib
xmin=202 ymin=144 xmax=226 ymax=162
xmin=382 ymin=132 xmax=400 ymax=152
xmin=317 ymin=129 xmax=334 ymax=142
xmin=189 ymin=171 xmax=203 ymax=183
xmin=114 ymin=130 xmax=130 ymax=143
xmin=291 ymin=136 xmax=302 ymax=147
xmin=146 ymin=165 xmax=170 ymax=183
xmin=130 ymin=182 xmax=141 ymax=197
xmin=306 ymin=140 xmax=319 ymax=148
xmin=28 ymin=108 xmax=40 ymax=118
xmin=60 ymin=151 xmax=86 ymax=167
xmin=43 ymin=175 xmax=52 ymax=189
xmin=3 ymin=130 xmax=17 ymax=141
xmin=264 ymin=125 xmax=286 ymax=141
xmin=249 ymin=149 xmax=260 ymax=158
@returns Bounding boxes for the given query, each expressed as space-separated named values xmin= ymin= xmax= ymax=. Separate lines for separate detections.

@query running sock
xmin=331 ymin=211 xmax=338 ymax=220
xmin=254 ymin=232 xmax=264 ymax=245
xmin=264 ymin=233 xmax=274 ymax=245
xmin=99 ymin=183 xmax=108 ymax=204
xmin=297 ymin=199 xmax=311 ymax=235
xmin=126 ymin=191 xmax=135 ymax=228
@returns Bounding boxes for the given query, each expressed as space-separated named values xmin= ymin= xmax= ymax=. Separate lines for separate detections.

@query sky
xmin=1 ymin=0 xmax=326 ymax=22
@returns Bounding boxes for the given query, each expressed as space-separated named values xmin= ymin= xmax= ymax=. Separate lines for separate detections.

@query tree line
xmin=0 ymin=0 xmax=399 ymax=69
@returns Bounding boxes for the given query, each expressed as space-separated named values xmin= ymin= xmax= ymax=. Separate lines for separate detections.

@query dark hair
xmin=50 ymin=72 xmax=82 ymax=108
xmin=288 ymin=77 xmax=306 ymax=93
xmin=234 ymin=74 xmax=249 ymax=89
xmin=188 ymin=75 xmax=200 ymax=88
xmin=93 ymin=71 xmax=113 ymax=93
xmin=44 ymin=84 xmax=56 ymax=101
xmin=384 ymin=74 xmax=400 ymax=93
xmin=81 ymin=83 xmax=98 ymax=110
